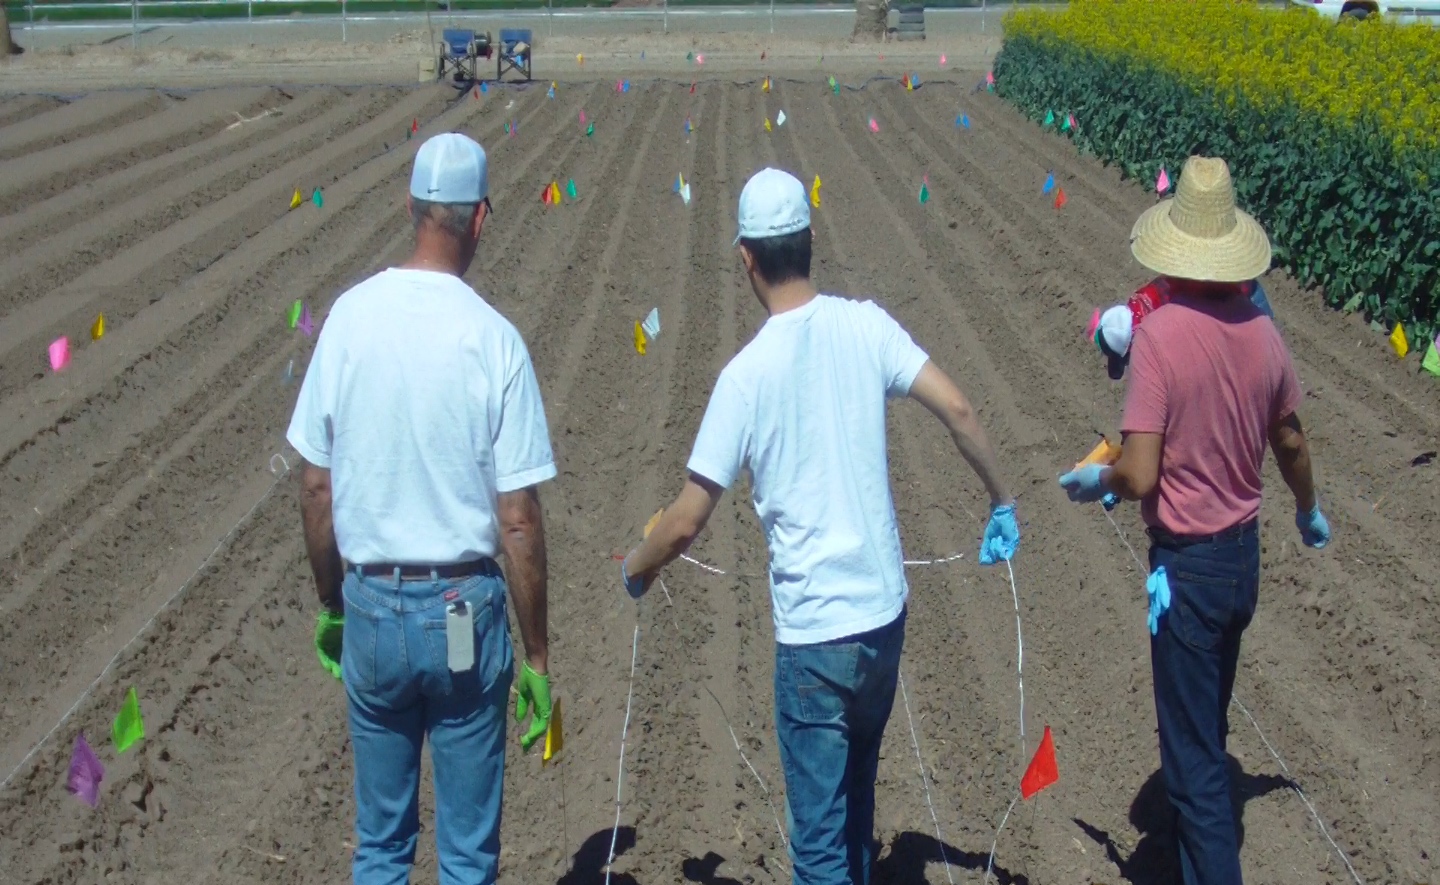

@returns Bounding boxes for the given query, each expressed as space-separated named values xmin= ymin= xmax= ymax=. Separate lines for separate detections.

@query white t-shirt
xmin=687 ymin=295 xmax=930 ymax=645
xmin=286 ymin=268 xmax=556 ymax=565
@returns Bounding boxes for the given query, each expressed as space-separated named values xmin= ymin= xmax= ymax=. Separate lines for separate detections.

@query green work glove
xmin=314 ymin=611 xmax=344 ymax=680
xmin=514 ymin=661 xmax=552 ymax=752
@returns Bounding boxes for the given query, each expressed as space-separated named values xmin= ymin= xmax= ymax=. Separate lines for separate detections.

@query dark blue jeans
xmin=774 ymin=611 xmax=905 ymax=885
xmin=1148 ymin=522 xmax=1260 ymax=885
xmin=341 ymin=569 xmax=514 ymax=885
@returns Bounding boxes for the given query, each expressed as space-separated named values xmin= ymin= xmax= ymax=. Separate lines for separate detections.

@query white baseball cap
xmin=734 ymin=167 xmax=810 ymax=245
xmin=409 ymin=132 xmax=489 ymax=204
xmin=1096 ymin=305 xmax=1134 ymax=380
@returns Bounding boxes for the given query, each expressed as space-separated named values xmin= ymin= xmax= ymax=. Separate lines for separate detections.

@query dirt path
xmin=0 ymin=77 xmax=1435 ymax=885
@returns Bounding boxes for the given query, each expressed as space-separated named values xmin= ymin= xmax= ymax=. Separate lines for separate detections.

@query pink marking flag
xmin=579 ymin=109 xmax=587 ymax=124
xmin=939 ymin=53 xmax=947 ymax=66
xmin=68 ymin=733 xmax=105 ymax=807
xmin=1086 ymin=308 xmax=1101 ymax=341
xmin=49 ymin=336 xmax=70 ymax=372
xmin=868 ymin=117 xmax=880 ymax=133
xmin=986 ymin=71 xmax=995 ymax=86
xmin=1157 ymin=167 xmax=1171 ymax=195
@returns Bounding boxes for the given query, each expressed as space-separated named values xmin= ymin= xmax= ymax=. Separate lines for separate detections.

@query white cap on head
xmin=734 ymin=167 xmax=810 ymax=246
xmin=409 ymin=132 xmax=489 ymax=204
xmin=1097 ymin=305 xmax=1134 ymax=380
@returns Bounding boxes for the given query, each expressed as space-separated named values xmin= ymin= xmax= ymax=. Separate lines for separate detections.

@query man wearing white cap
xmin=1060 ymin=157 xmax=1330 ymax=885
xmin=620 ymin=168 xmax=1018 ymax=884
xmin=288 ymin=132 xmax=557 ymax=885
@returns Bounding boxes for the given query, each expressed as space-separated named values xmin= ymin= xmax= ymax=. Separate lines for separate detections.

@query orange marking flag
xmin=1020 ymin=725 xmax=1059 ymax=799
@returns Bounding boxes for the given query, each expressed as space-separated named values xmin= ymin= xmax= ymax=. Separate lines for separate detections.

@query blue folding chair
xmin=437 ymin=28 xmax=492 ymax=85
xmin=497 ymin=28 xmax=532 ymax=82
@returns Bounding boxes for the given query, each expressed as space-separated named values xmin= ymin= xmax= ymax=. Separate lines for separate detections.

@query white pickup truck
xmin=1289 ymin=0 xmax=1440 ymax=23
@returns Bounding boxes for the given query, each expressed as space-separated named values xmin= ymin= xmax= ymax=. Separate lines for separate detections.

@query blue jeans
xmin=341 ymin=568 xmax=514 ymax=885
xmin=774 ymin=611 xmax=905 ymax=885
xmin=1148 ymin=522 xmax=1260 ymax=885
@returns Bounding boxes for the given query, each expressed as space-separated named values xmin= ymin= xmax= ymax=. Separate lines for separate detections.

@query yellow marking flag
xmin=1390 ymin=323 xmax=1409 ymax=359
xmin=289 ymin=188 xmax=303 ymax=210
xmin=811 ymin=175 xmax=822 ymax=208
xmin=542 ymin=697 xmax=564 ymax=765
xmin=644 ymin=508 xmax=664 ymax=539
xmin=634 ymin=321 xmax=647 ymax=355
xmin=90 ymin=314 xmax=105 ymax=341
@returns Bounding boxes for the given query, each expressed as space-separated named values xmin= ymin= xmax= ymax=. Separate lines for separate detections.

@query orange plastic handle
xmin=1076 ymin=437 xmax=1122 ymax=470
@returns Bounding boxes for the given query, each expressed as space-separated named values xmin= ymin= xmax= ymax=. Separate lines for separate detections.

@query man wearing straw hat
xmin=620 ymin=167 xmax=1018 ymax=885
xmin=1058 ymin=156 xmax=1330 ymax=885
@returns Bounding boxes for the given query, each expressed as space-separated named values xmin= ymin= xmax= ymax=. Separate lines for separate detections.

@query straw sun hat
xmin=1130 ymin=156 xmax=1272 ymax=283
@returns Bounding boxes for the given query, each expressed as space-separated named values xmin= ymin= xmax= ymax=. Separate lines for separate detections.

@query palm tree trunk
xmin=852 ymin=0 xmax=886 ymax=41
xmin=1 ymin=4 xmax=16 ymax=57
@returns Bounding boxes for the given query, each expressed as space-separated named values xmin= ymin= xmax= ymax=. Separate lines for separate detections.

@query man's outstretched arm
xmin=907 ymin=362 xmax=1013 ymax=506
xmin=622 ymin=474 xmax=726 ymax=592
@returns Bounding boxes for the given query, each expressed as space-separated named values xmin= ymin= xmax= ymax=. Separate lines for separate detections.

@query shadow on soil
xmin=560 ymin=826 xmax=638 ymax=885
xmin=876 ymin=831 xmax=1030 ymax=885
xmin=1072 ymin=755 xmax=1292 ymax=884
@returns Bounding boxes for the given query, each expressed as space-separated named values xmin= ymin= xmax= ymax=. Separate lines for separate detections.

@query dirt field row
xmin=0 ymin=77 xmax=1436 ymax=885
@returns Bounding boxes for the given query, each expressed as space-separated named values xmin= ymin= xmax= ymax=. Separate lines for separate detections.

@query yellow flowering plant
xmin=997 ymin=0 xmax=1439 ymax=337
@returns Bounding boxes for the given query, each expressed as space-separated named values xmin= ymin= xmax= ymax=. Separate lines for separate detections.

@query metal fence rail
xmin=7 ymin=0 xmax=1017 ymax=47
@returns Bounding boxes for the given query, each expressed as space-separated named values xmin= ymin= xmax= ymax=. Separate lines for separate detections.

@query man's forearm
xmin=300 ymin=495 xmax=343 ymax=612
xmin=499 ymin=493 xmax=549 ymax=672
xmin=945 ymin=415 xmax=1012 ymax=506
xmin=627 ymin=511 xmax=695 ymax=578
xmin=1276 ymin=447 xmax=1317 ymax=512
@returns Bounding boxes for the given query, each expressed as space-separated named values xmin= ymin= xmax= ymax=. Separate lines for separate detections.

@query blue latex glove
xmin=1058 ymin=464 xmax=1109 ymax=503
xmin=620 ymin=551 xmax=647 ymax=598
xmin=979 ymin=503 xmax=1020 ymax=565
xmin=1296 ymin=505 xmax=1331 ymax=549
xmin=1147 ymin=566 xmax=1171 ymax=636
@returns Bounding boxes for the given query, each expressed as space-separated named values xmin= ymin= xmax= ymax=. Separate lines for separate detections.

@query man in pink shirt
xmin=1059 ymin=157 xmax=1330 ymax=885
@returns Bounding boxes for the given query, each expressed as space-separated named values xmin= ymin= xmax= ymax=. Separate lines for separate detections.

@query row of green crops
xmin=994 ymin=1 xmax=1440 ymax=341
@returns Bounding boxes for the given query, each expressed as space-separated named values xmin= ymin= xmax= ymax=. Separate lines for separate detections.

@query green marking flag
xmin=112 ymin=686 xmax=144 ymax=753
xmin=1043 ymin=109 xmax=1055 ymax=127
xmin=312 ymin=187 xmax=323 ymax=208
xmin=1061 ymin=114 xmax=1072 ymax=132
xmin=918 ymin=182 xmax=930 ymax=204
xmin=1422 ymin=338 xmax=1440 ymax=377
xmin=287 ymin=299 xmax=303 ymax=330
xmin=586 ymin=123 xmax=595 ymax=137
xmin=566 ymin=179 xmax=578 ymax=200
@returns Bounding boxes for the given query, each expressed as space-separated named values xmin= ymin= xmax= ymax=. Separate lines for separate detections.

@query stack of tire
xmin=894 ymin=4 xmax=925 ymax=41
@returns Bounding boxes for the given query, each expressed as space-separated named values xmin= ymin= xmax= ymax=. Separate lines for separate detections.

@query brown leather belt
xmin=348 ymin=558 xmax=502 ymax=581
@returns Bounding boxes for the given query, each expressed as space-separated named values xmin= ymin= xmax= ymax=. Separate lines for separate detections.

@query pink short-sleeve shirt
xmin=1121 ymin=289 xmax=1302 ymax=536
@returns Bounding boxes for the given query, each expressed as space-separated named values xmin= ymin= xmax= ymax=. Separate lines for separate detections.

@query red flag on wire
xmin=1054 ymin=188 xmax=1068 ymax=210
xmin=1020 ymin=726 xmax=1059 ymax=799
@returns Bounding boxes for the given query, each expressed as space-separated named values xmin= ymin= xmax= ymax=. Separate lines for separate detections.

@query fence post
xmin=131 ymin=0 xmax=137 ymax=49
xmin=769 ymin=0 xmax=774 ymax=34
xmin=548 ymin=0 xmax=553 ymax=38
xmin=28 ymin=0 xmax=34 ymax=33
xmin=663 ymin=0 xmax=668 ymax=35
xmin=341 ymin=0 xmax=347 ymax=43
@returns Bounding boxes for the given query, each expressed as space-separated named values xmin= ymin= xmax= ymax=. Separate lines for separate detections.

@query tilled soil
xmin=0 ymin=77 xmax=1437 ymax=885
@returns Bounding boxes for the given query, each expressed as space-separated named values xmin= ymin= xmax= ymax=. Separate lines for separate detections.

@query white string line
xmin=903 ymin=552 xmax=967 ymax=566
xmin=604 ymin=623 xmax=641 ymax=885
xmin=1231 ymin=695 xmax=1364 ymax=885
xmin=1004 ymin=558 xmax=1027 ymax=766
xmin=983 ymin=793 xmax=1021 ymax=885
xmin=680 ymin=550 xmax=967 ymax=576
xmin=657 ymin=577 xmax=789 ymax=854
xmin=0 ymin=470 xmax=286 ymax=791
xmin=897 ymin=668 xmax=955 ymax=885
xmin=1102 ymin=511 xmax=1364 ymax=884
xmin=983 ymin=558 xmax=1028 ymax=883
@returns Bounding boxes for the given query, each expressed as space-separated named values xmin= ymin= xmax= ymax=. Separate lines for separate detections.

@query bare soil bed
xmin=0 ymin=76 xmax=1437 ymax=885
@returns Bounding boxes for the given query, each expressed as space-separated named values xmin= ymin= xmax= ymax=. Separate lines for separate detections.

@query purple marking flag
xmin=298 ymin=305 xmax=314 ymax=337
xmin=68 ymin=733 xmax=105 ymax=807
